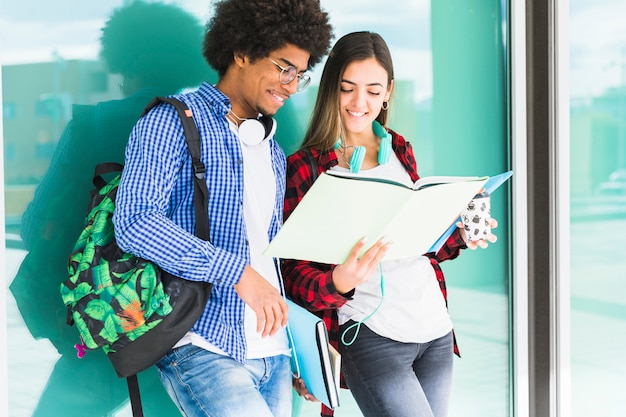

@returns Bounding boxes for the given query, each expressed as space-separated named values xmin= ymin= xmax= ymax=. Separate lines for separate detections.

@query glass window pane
xmin=2 ymin=1 xmax=512 ymax=416
xmin=570 ymin=2 xmax=626 ymax=416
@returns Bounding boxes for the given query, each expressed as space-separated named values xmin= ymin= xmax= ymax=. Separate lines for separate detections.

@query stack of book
xmin=286 ymin=299 xmax=340 ymax=410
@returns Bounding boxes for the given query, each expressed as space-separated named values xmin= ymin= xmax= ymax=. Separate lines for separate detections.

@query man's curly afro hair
xmin=203 ymin=0 xmax=333 ymax=77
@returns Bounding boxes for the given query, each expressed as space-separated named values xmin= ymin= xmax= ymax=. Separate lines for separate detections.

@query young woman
xmin=282 ymin=31 xmax=497 ymax=417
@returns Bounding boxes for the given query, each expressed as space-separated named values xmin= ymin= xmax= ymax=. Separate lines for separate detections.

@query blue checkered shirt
xmin=113 ymin=83 xmax=286 ymax=362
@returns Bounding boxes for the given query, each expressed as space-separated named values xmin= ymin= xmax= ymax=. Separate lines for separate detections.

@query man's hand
xmin=234 ymin=266 xmax=288 ymax=337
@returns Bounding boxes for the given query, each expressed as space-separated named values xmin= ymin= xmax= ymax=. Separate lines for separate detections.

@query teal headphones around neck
xmin=334 ymin=121 xmax=392 ymax=173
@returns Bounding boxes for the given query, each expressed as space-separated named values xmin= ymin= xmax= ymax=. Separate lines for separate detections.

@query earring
xmin=381 ymin=101 xmax=389 ymax=111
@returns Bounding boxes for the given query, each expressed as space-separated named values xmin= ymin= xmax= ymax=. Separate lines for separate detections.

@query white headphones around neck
xmin=236 ymin=115 xmax=277 ymax=146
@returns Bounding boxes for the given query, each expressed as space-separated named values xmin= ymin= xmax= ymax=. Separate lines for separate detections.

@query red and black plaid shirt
xmin=282 ymin=130 xmax=464 ymax=416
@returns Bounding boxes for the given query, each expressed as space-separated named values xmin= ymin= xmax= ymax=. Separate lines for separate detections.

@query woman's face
xmin=339 ymin=57 xmax=392 ymax=137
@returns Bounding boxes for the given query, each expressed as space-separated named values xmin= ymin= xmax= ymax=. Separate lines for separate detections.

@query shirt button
xmin=216 ymin=279 xmax=222 ymax=284
xmin=245 ymin=239 xmax=249 ymax=246
xmin=238 ymin=319 xmax=243 ymax=326
xmin=237 ymin=159 xmax=243 ymax=165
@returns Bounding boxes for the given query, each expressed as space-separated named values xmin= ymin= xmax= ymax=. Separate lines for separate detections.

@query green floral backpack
xmin=60 ymin=96 xmax=212 ymax=417
xmin=61 ymin=163 xmax=173 ymax=353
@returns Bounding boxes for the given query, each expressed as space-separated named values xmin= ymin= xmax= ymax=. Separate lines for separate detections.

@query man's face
xmin=233 ymin=43 xmax=310 ymax=118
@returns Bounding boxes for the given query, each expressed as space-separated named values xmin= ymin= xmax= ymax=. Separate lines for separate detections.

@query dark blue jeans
xmin=340 ymin=322 xmax=453 ymax=417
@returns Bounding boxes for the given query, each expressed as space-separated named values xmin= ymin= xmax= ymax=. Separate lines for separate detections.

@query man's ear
xmin=233 ymin=52 xmax=246 ymax=68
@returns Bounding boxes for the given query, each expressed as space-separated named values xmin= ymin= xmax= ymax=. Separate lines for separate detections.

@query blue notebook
xmin=286 ymin=299 xmax=340 ymax=409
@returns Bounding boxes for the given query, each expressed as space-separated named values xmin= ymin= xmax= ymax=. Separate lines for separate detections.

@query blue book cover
xmin=286 ymin=299 xmax=340 ymax=409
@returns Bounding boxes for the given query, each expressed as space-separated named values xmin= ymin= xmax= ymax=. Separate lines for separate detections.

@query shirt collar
xmin=197 ymin=82 xmax=231 ymax=116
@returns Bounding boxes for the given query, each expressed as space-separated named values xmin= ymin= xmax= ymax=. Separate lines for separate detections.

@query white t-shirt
xmin=174 ymin=120 xmax=290 ymax=359
xmin=332 ymin=154 xmax=453 ymax=343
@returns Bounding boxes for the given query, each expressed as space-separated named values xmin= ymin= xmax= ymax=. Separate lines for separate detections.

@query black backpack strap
xmin=142 ymin=96 xmax=210 ymax=241
xmin=126 ymin=375 xmax=144 ymax=417
xmin=117 ymin=97 xmax=211 ymax=417
xmin=92 ymin=162 xmax=124 ymax=190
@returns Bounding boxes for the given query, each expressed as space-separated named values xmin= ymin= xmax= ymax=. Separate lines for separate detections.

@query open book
xmin=324 ymin=170 xmax=486 ymax=190
xmin=286 ymin=299 xmax=340 ymax=409
xmin=265 ymin=170 xmax=512 ymax=264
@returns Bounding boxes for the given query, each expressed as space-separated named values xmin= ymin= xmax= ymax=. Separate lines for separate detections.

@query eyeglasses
xmin=268 ymin=58 xmax=311 ymax=92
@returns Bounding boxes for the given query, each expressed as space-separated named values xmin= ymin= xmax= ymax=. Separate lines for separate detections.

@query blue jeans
xmin=339 ymin=322 xmax=453 ymax=417
xmin=155 ymin=344 xmax=292 ymax=417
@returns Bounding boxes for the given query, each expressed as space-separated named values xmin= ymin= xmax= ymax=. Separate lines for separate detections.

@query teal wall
xmin=432 ymin=0 xmax=510 ymax=290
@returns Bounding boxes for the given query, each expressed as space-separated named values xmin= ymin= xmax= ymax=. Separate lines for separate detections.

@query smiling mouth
xmin=347 ymin=110 xmax=367 ymax=117
xmin=270 ymin=91 xmax=286 ymax=103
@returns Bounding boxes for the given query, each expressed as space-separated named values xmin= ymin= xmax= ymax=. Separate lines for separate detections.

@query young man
xmin=112 ymin=1 xmax=332 ymax=416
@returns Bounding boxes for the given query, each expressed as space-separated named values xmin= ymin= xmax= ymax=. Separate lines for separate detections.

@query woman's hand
xmin=458 ymin=218 xmax=499 ymax=249
xmin=332 ymin=237 xmax=389 ymax=294
xmin=293 ymin=377 xmax=319 ymax=402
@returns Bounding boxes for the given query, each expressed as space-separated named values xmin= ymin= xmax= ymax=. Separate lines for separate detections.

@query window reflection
xmin=5 ymin=3 xmax=211 ymax=416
